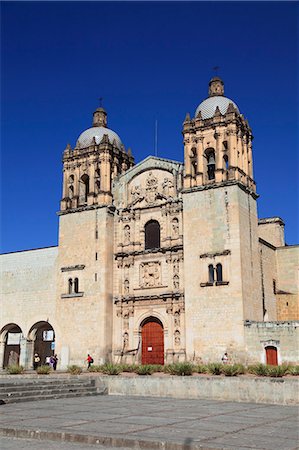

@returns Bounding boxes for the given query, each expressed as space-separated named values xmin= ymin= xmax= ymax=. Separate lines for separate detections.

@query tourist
xmin=53 ymin=354 xmax=58 ymax=371
xmin=86 ymin=354 xmax=93 ymax=369
xmin=33 ymin=353 xmax=40 ymax=370
xmin=221 ymin=352 xmax=229 ymax=364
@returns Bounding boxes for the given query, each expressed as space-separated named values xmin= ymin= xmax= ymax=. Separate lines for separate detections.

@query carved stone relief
xmin=140 ymin=262 xmax=162 ymax=288
xmin=174 ymin=330 xmax=181 ymax=346
xmin=174 ymin=310 xmax=180 ymax=327
xmin=129 ymin=171 xmax=176 ymax=207
xmin=123 ymin=225 xmax=130 ymax=245
xmin=173 ymin=274 xmax=180 ymax=289
xmin=124 ymin=279 xmax=129 ymax=294
xmin=171 ymin=218 xmax=179 ymax=238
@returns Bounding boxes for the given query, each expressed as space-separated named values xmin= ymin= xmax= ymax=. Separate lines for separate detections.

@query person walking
xmin=33 ymin=353 xmax=40 ymax=370
xmin=53 ymin=354 xmax=58 ymax=371
xmin=86 ymin=354 xmax=93 ymax=369
xmin=221 ymin=352 xmax=229 ymax=364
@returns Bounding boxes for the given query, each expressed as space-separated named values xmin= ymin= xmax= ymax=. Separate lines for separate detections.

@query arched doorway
xmin=141 ymin=317 xmax=164 ymax=365
xmin=265 ymin=346 xmax=278 ymax=366
xmin=1 ymin=323 xmax=22 ymax=368
xmin=29 ymin=321 xmax=55 ymax=366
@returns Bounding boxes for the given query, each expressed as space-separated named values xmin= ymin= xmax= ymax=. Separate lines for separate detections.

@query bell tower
xmin=56 ymin=106 xmax=134 ymax=368
xmin=182 ymin=78 xmax=262 ymax=363
xmin=60 ymin=107 xmax=134 ymax=211
xmin=183 ymin=77 xmax=255 ymax=192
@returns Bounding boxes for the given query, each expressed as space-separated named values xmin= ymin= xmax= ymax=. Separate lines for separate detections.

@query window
xmin=206 ymin=149 xmax=216 ymax=180
xmin=223 ymin=155 xmax=229 ymax=170
xmin=81 ymin=174 xmax=90 ymax=203
xmin=145 ymin=220 xmax=160 ymax=250
xmin=273 ymin=280 xmax=276 ymax=294
xmin=208 ymin=264 xmax=214 ymax=283
xmin=74 ymin=278 xmax=79 ymax=293
xmin=68 ymin=278 xmax=73 ymax=294
xmin=216 ymin=263 xmax=223 ymax=282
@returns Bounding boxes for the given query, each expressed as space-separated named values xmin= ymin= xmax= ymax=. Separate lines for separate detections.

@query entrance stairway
xmin=0 ymin=377 xmax=102 ymax=404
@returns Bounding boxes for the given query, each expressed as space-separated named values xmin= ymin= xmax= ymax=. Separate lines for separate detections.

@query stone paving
xmin=0 ymin=395 xmax=298 ymax=449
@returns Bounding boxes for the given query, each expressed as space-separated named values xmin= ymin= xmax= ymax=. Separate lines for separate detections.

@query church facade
xmin=1 ymin=78 xmax=298 ymax=369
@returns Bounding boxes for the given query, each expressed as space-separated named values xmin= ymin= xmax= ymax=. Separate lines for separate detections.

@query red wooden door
xmin=142 ymin=321 xmax=164 ymax=365
xmin=266 ymin=346 xmax=278 ymax=366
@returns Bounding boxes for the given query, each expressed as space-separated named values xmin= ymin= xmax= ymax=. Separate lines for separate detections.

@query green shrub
xmin=164 ymin=362 xmax=194 ymax=376
xmin=287 ymin=365 xmax=299 ymax=376
xmin=248 ymin=363 xmax=268 ymax=376
xmin=101 ymin=363 xmax=121 ymax=375
xmin=120 ymin=364 xmax=139 ymax=373
xmin=136 ymin=364 xmax=155 ymax=375
xmin=36 ymin=365 xmax=51 ymax=375
xmin=196 ymin=364 xmax=208 ymax=374
xmin=151 ymin=364 xmax=164 ymax=372
xmin=88 ymin=365 xmax=103 ymax=373
xmin=267 ymin=365 xmax=289 ymax=378
xmin=207 ymin=363 xmax=223 ymax=375
xmin=222 ymin=364 xmax=240 ymax=377
xmin=235 ymin=363 xmax=246 ymax=375
xmin=67 ymin=365 xmax=82 ymax=375
xmin=6 ymin=364 xmax=24 ymax=375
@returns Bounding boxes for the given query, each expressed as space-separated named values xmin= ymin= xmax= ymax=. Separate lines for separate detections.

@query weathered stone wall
xmin=258 ymin=217 xmax=285 ymax=247
xmin=276 ymin=245 xmax=299 ymax=321
xmin=259 ymin=240 xmax=277 ymax=321
xmin=57 ymin=206 xmax=114 ymax=368
xmin=96 ymin=375 xmax=298 ymax=405
xmin=183 ymin=183 xmax=262 ymax=363
xmin=0 ymin=247 xmax=58 ymax=336
xmin=244 ymin=321 xmax=299 ymax=364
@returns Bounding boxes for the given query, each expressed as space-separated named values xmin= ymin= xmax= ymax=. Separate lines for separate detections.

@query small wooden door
xmin=142 ymin=320 xmax=164 ymax=365
xmin=266 ymin=346 xmax=278 ymax=366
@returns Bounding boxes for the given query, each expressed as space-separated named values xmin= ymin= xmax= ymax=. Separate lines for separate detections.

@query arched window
xmin=208 ymin=264 xmax=214 ymax=283
xmin=68 ymin=278 xmax=73 ymax=294
xmin=216 ymin=263 xmax=223 ymax=282
xmin=74 ymin=278 xmax=79 ymax=294
xmin=223 ymin=155 xmax=229 ymax=170
xmin=206 ymin=149 xmax=216 ymax=180
xmin=81 ymin=174 xmax=90 ymax=203
xmin=68 ymin=185 xmax=74 ymax=199
xmin=190 ymin=147 xmax=197 ymax=178
xmin=145 ymin=220 xmax=160 ymax=250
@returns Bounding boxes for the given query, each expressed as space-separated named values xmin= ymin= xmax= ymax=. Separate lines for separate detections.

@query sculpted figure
xmin=124 ymin=225 xmax=130 ymax=245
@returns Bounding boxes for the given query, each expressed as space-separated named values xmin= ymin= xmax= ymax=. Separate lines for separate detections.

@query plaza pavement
xmin=0 ymin=395 xmax=298 ymax=450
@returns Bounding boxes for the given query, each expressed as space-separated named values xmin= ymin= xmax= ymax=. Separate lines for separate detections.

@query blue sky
xmin=1 ymin=1 xmax=298 ymax=253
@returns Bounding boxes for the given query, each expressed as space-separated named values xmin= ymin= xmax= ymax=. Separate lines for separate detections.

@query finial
xmin=184 ymin=112 xmax=191 ymax=122
xmin=127 ymin=147 xmax=132 ymax=156
xmin=214 ymin=106 xmax=221 ymax=117
xmin=209 ymin=76 xmax=224 ymax=97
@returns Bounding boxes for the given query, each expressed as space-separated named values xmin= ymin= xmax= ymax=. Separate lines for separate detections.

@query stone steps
xmin=0 ymin=378 xmax=101 ymax=404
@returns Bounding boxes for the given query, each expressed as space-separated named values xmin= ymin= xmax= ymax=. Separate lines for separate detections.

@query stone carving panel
xmin=140 ymin=261 xmax=162 ymax=288
xmin=128 ymin=169 xmax=176 ymax=207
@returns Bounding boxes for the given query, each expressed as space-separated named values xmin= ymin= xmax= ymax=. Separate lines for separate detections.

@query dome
xmin=195 ymin=96 xmax=240 ymax=120
xmin=77 ymin=126 xmax=123 ymax=149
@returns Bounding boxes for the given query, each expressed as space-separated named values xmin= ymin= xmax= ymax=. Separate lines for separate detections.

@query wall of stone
xmin=0 ymin=247 xmax=58 ymax=337
xmin=244 ymin=321 xmax=299 ymax=364
xmin=276 ymin=245 xmax=299 ymax=321
xmin=258 ymin=218 xmax=285 ymax=247
xmin=57 ymin=206 xmax=114 ymax=368
xmin=182 ymin=183 xmax=263 ymax=363
xmin=258 ymin=240 xmax=277 ymax=321
xmin=96 ymin=375 xmax=298 ymax=405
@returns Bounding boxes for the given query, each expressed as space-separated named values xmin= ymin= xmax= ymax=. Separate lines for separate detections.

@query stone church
xmin=1 ymin=78 xmax=298 ymax=369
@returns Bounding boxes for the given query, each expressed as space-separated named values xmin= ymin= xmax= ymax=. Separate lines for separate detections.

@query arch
xmin=74 ymin=278 xmax=79 ymax=293
xmin=205 ymin=148 xmax=216 ymax=180
xmin=28 ymin=321 xmax=55 ymax=366
xmin=140 ymin=317 xmax=164 ymax=365
xmin=208 ymin=264 xmax=215 ymax=283
xmin=68 ymin=278 xmax=73 ymax=294
xmin=80 ymin=174 xmax=90 ymax=203
xmin=265 ymin=346 xmax=278 ymax=366
xmin=145 ymin=220 xmax=160 ymax=250
xmin=216 ymin=263 xmax=223 ymax=282
xmin=0 ymin=323 xmax=22 ymax=368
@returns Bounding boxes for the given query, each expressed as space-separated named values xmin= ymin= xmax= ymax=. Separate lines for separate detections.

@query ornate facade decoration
xmin=140 ymin=262 xmax=162 ymax=288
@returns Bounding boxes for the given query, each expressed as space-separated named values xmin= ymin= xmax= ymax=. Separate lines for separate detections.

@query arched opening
xmin=216 ymin=263 xmax=223 ymax=282
xmin=208 ymin=264 xmax=214 ymax=283
xmin=141 ymin=317 xmax=164 ymax=365
xmin=80 ymin=174 xmax=90 ymax=203
xmin=74 ymin=278 xmax=79 ymax=293
xmin=265 ymin=346 xmax=278 ymax=366
xmin=190 ymin=147 xmax=197 ymax=178
xmin=206 ymin=148 xmax=216 ymax=181
xmin=68 ymin=278 xmax=73 ymax=294
xmin=145 ymin=220 xmax=160 ymax=250
xmin=28 ymin=321 xmax=55 ymax=366
xmin=1 ymin=323 xmax=22 ymax=368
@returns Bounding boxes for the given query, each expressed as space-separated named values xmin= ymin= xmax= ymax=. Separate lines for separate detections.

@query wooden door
xmin=266 ymin=346 xmax=278 ymax=366
xmin=142 ymin=321 xmax=164 ymax=365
